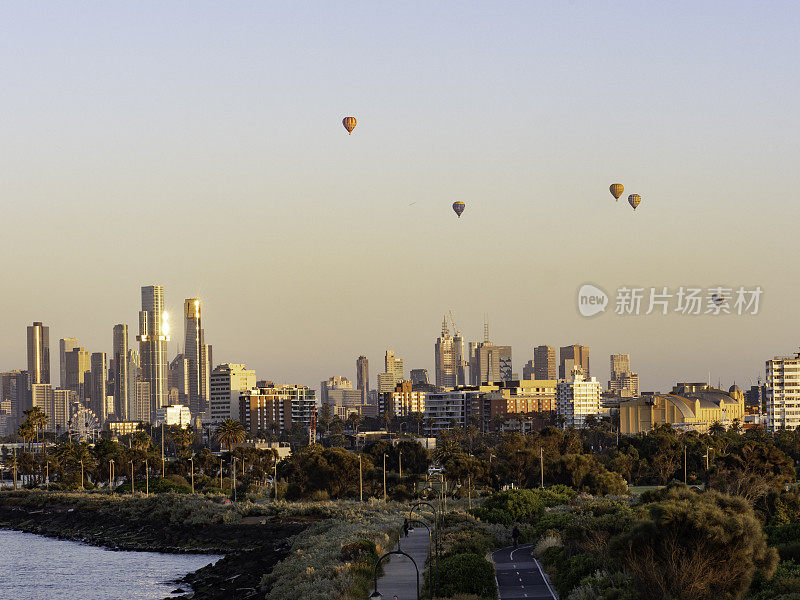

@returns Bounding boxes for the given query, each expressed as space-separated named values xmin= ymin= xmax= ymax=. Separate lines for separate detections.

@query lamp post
xmin=232 ymin=457 xmax=237 ymax=502
xmin=189 ymin=456 xmax=194 ymax=494
xmin=359 ymin=454 xmax=363 ymax=502
xmin=219 ymin=458 xmax=223 ymax=491
xmin=274 ymin=462 xmax=278 ymax=501
xmin=369 ymin=549 xmax=420 ymax=600
xmin=383 ymin=453 xmax=388 ymax=502
xmin=79 ymin=458 xmax=84 ymax=491
xmin=145 ymin=459 xmax=149 ymax=497
xmin=130 ymin=460 xmax=135 ymax=494
xmin=161 ymin=422 xmax=165 ymax=478
xmin=399 ymin=450 xmax=403 ymax=479
xmin=109 ymin=459 xmax=115 ymax=493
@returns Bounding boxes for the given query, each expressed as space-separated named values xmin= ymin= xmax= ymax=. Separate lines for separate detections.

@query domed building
xmin=619 ymin=382 xmax=745 ymax=435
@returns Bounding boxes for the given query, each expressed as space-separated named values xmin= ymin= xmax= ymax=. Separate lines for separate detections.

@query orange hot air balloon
xmin=609 ymin=183 xmax=624 ymax=201
xmin=342 ymin=116 xmax=357 ymax=134
xmin=628 ymin=194 xmax=642 ymax=210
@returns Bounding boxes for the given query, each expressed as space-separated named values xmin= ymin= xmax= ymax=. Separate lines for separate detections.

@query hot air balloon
xmin=342 ymin=116 xmax=357 ymax=134
xmin=628 ymin=194 xmax=641 ymax=210
xmin=452 ymin=201 xmax=465 ymax=218
xmin=609 ymin=183 xmax=624 ymax=201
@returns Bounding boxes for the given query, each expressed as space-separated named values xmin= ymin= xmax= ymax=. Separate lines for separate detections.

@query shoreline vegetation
xmin=0 ymin=491 xmax=417 ymax=600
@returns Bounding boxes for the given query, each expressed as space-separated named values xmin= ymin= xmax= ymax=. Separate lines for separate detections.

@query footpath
xmin=492 ymin=543 xmax=557 ymax=600
xmin=372 ymin=526 xmax=431 ymax=600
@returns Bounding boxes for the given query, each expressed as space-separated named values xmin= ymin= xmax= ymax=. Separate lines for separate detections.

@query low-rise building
xmin=619 ymin=383 xmax=745 ymax=434
xmin=155 ymin=404 xmax=192 ymax=428
xmin=107 ymin=420 xmax=145 ymax=436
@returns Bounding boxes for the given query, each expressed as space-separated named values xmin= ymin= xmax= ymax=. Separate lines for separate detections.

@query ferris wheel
xmin=69 ymin=406 xmax=100 ymax=440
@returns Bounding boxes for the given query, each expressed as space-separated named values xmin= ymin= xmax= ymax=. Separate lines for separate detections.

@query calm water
xmin=0 ymin=529 xmax=222 ymax=600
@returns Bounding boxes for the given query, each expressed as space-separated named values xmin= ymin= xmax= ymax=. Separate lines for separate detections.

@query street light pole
xmin=79 ymin=459 xmax=84 ymax=491
xmin=130 ymin=460 xmax=135 ymax=494
xmin=232 ymin=457 xmax=237 ymax=502
xmin=540 ymin=447 xmax=544 ymax=489
xmin=145 ymin=460 xmax=149 ymax=497
xmin=399 ymin=451 xmax=403 ymax=479
xmin=109 ymin=459 xmax=115 ymax=493
xmin=161 ymin=423 xmax=165 ymax=478
xmin=359 ymin=454 xmax=363 ymax=502
xmin=189 ymin=456 xmax=194 ymax=494
xmin=383 ymin=453 xmax=388 ymax=502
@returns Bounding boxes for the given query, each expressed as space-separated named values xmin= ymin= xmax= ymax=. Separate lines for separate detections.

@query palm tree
xmin=215 ymin=419 xmax=246 ymax=452
xmin=169 ymin=426 xmax=193 ymax=459
xmin=22 ymin=408 xmax=48 ymax=452
xmin=130 ymin=430 xmax=151 ymax=452
xmin=17 ymin=420 xmax=36 ymax=453
xmin=347 ymin=412 xmax=362 ymax=435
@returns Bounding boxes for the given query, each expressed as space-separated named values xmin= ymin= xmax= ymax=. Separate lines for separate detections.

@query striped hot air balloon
xmin=609 ymin=183 xmax=624 ymax=201
xmin=452 ymin=201 xmax=465 ymax=218
xmin=628 ymin=194 xmax=642 ymax=210
xmin=342 ymin=116 xmax=357 ymax=134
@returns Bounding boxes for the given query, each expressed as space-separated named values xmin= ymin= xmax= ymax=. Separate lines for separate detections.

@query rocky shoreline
xmin=0 ymin=497 xmax=309 ymax=599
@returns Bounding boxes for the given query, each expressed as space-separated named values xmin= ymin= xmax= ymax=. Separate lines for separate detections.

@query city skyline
xmin=0 ymin=287 xmax=782 ymax=403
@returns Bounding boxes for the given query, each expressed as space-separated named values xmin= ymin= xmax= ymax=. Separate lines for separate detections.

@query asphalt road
xmin=492 ymin=543 xmax=557 ymax=600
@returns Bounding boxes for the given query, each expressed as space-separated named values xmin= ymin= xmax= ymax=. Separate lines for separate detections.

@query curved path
xmin=372 ymin=527 xmax=431 ymax=600
xmin=492 ymin=543 xmax=557 ymax=600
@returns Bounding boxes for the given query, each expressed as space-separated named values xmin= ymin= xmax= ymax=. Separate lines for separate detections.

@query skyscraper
xmin=534 ymin=345 xmax=557 ymax=380
xmin=59 ymin=338 xmax=77 ymax=388
xmin=435 ymin=317 xmax=466 ymax=388
xmin=112 ymin=325 xmax=129 ymax=421
xmin=608 ymin=353 xmax=639 ymax=398
xmin=410 ymin=369 xmax=429 ymax=385
xmin=470 ymin=342 xmax=513 ymax=385
xmin=127 ymin=349 xmax=140 ymax=420
xmin=184 ymin=298 xmax=211 ymax=417
xmin=27 ymin=322 xmax=50 ymax=386
xmin=559 ymin=345 xmax=590 ymax=379
xmin=356 ymin=355 xmax=369 ymax=404
xmin=65 ymin=347 xmax=91 ymax=402
xmin=90 ymin=352 xmax=108 ymax=423
xmin=1 ymin=370 xmax=29 ymax=422
xmin=385 ymin=350 xmax=404 ymax=382
xmin=168 ymin=354 xmax=189 ymax=404
xmin=137 ymin=285 xmax=170 ymax=418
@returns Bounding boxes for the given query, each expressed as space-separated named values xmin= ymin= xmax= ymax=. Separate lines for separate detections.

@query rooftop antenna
xmin=483 ymin=315 xmax=490 ymax=343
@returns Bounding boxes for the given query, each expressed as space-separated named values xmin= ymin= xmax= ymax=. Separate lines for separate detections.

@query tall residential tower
xmin=112 ymin=325 xmax=129 ymax=421
xmin=27 ymin=322 xmax=50 ymax=386
xmin=136 ymin=285 xmax=170 ymax=420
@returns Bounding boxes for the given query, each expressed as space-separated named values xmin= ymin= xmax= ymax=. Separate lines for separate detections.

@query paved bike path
xmin=372 ymin=527 xmax=431 ymax=600
xmin=492 ymin=543 xmax=557 ymax=600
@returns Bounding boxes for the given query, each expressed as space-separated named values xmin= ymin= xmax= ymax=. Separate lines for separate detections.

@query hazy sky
xmin=1 ymin=2 xmax=799 ymax=393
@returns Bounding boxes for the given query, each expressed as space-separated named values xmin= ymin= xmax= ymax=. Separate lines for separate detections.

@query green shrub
xmin=470 ymin=486 xmax=575 ymax=525
xmin=434 ymin=553 xmax=497 ymax=599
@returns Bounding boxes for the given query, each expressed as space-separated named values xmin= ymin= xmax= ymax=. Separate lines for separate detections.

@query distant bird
xmin=409 ymin=202 xmax=417 ymax=206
